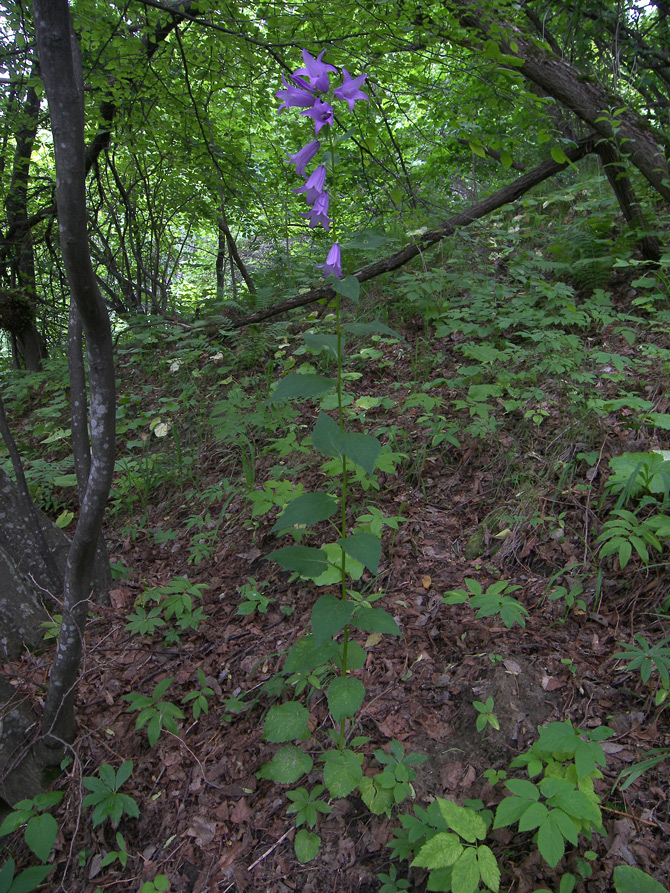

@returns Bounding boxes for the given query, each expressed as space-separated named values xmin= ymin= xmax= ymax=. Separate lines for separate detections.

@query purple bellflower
xmin=301 ymin=191 xmax=330 ymax=230
xmin=294 ymin=50 xmax=337 ymax=93
xmin=276 ymin=74 xmax=316 ymax=112
xmin=294 ymin=165 xmax=327 ymax=205
xmin=301 ymin=98 xmax=334 ymax=134
xmin=333 ymin=69 xmax=369 ymax=111
xmin=317 ymin=243 xmax=343 ymax=279
xmin=285 ymin=140 xmax=321 ymax=178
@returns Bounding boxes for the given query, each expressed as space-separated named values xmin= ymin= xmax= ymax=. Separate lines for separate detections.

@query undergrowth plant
xmin=240 ymin=50 xmax=411 ymax=863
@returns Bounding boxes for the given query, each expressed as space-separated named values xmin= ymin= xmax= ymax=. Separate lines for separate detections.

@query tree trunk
xmin=34 ymin=0 xmax=116 ymax=753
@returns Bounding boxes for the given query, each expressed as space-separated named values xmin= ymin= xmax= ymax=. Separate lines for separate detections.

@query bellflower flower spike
xmin=285 ymin=140 xmax=320 ymax=178
xmin=333 ymin=69 xmax=369 ymax=111
xmin=294 ymin=165 xmax=327 ymax=205
xmin=295 ymin=50 xmax=337 ymax=93
xmin=317 ymin=243 xmax=343 ymax=279
xmin=301 ymin=98 xmax=334 ymax=134
xmin=301 ymin=191 xmax=330 ymax=230
xmin=276 ymin=74 xmax=316 ymax=112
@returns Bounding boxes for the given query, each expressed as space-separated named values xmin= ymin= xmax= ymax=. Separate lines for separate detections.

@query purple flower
xmin=294 ymin=165 xmax=327 ymax=205
xmin=333 ymin=69 xmax=368 ymax=111
xmin=294 ymin=50 xmax=337 ymax=93
xmin=301 ymin=191 xmax=330 ymax=230
xmin=301 ymin=98 xmax=334 ymax=134
xmin=317 ymin=243 xmax=343 ymax=279
xmin=285 ymin=140 xmax=321 ymax=178
xmin=276 ymin=74 xmax=316 ymax=112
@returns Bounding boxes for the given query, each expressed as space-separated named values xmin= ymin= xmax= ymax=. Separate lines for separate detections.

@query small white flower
xmin=169 ymin=359 xmax=183 ymax=373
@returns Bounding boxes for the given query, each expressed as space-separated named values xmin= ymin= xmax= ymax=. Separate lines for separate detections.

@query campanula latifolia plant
xmin=251 ymin=50 xmax=406 ymax=862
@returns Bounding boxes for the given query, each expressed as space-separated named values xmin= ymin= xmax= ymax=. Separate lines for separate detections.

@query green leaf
xmin=261 ymin=745 xmax=313 ymax=784
xmin=411 ymin=832 xmax=464 ymax=868
xmin=504 ymin=779 xmax=540 ymax=800
xmin=332 ymin=275 xmax=360 ymax=304
xmin=537 ymin=813 xmax=566 ymax=868
xmin=311 ymin=412 xmax=381 ymax=475
xmin=294 ymin=828 xmax=321 ymax=863
xmin=477 ymin=845 xmax=500 ymax=892
xmin=266 ymin=545 xmax=329 ymax=579
xmin=4 ymin=864 xmax=52 ymax=893
xmin=451 ymin=846 xmax=481 ymax=893
xmin=337 ymin=532 xmax=381 ymax=574
xmin=344 ymin=321 xmax=402 ymax=338
xmin=116 ymin=760 xmax=134 ymax=788
xmin=269 ymin=374 xmax=335 ymax=403
xmin=284 ymin=635 xmax=339 ymax=674
xmin=263 ymin=702 xmax=310 ymax=743
xmin=551 ymin=146 xmax=568 ymax=164
xmin=493 ymin=796 xmax=532 ymax=828
xmin=351 ymin=606 xmax=400 ymax=636
xmin=272 ymin=492 xmax=338 ymax=533
xmin=613 ymin=865 xmax=670 ymax=893
xmin=311 ymin=594 xmax=354 ymax=646
xmin=517 ymin=801 xmax=549 ymax=831
xmin=536 ymin=722 xmax=578 ymax=754
xmin=437 ymin=800 xmax=487 ymax=842
xmin=24 ymin=813 xmax=57 ymax=862
xmin=302 ymin=333 xmax=340 ymax=359
xmin=321 ymin=749 xmax=363 ymax=797
xmin=327 ymin=677 xmax=365 ymax=722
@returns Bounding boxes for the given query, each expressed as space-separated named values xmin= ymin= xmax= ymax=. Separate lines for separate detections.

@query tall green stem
xmin=328 ymin=130 xmax=351 ymax=751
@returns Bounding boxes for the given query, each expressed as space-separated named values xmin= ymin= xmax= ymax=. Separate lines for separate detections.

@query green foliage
xmin=494 ymin=721 xmax=612 ymax=868
xmin=596 ymin=508 xmax=670 ymax=569
xmin=0 ymin=792 xmax=63 ymax=863
xmin=123 ymin=678 xmax=185 ymax=746
xmin=236 ymin=577 xmax=273 ymax=616
xmin=286 ymin=785 xmax=333 ymax=827
xmin=359 ymin=740 xmax=427 ymax=817
xmin=443 ymin=579 xmax=528 ymax=628
xmin=387 ymin=798 xmax=499 ymax=892
xmin=82 ymin=761 xmax=140 ymax=829
xmin=126 ymin=577 xmax=209 ymax=645
xmin=613 ymin=865 xmax=669 ymax=893
xmin=473 ymin=697 xmax=500 ymax=734
xmin=181 ymin=668 xmax=216 ymax=720
xmin=614 ymin=635 xmax=670 ymax=695
xmin=139 ymin=876 xmax=169 ymax=893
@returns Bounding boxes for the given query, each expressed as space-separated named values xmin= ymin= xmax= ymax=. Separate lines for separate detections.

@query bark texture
xmin=34 ymin=0 xmax=116 ymax=751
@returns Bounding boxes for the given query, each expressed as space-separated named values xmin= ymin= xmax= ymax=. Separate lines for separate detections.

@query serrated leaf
xmin=493 ymin=796 xmax=531 ymax=829
xmin=321 ymin=749 xmax=363 ymax=797
xmin=504 ymin=778 xmax=540 ymax=800
xmin=294 ymin=828 xmax=320 ymax=863
xmin=311 ymin=412 xmax=381 ymax=474
xmin=451 ymin=846 xmax=480 ymax=893
xmin=537 ymin=813 xmax=566 ymax=867
xmin=272 ymin=492 xmax=338 ymax=533
xmin=269 ymin=374 xmax=335 ymax=403
xmin=337 ymin=531 xmax=381 ymax=573
xmin=437 ymin=800 xmax=486 ymax=841
xmin=477 ymin=845 xmax=500 ymax=892
xmin=263 ymin=745 xmax=313 ymax=784
xmin=537 ymin=721 xmax=578 ymax=754
xmin=411 ymin=832 xmax=464 ymax=868
xmin=266 ymin=545 xmax=328 ymax=579
xmin=263 ymin=701 xmax=310 ymax=743
xmin=327 ymin=677 xmax=365 ymax=722
xmin=284 ymin=635 xmax=339 ymax=674
xmin=351 ymin=606 xmax=400 ymax=636
xmin=311 ymin=593 xmax=354 ymax=646
xmin=518 ymin=800 xmax=549 ymax=831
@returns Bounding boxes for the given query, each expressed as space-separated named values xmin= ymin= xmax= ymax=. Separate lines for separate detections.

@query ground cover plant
xmin=1 ymin=2 xmax=670 ymax=891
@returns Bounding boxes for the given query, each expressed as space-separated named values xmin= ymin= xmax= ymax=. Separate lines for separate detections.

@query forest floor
xmin=4 ymin=267 xmax=670 ymax=892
